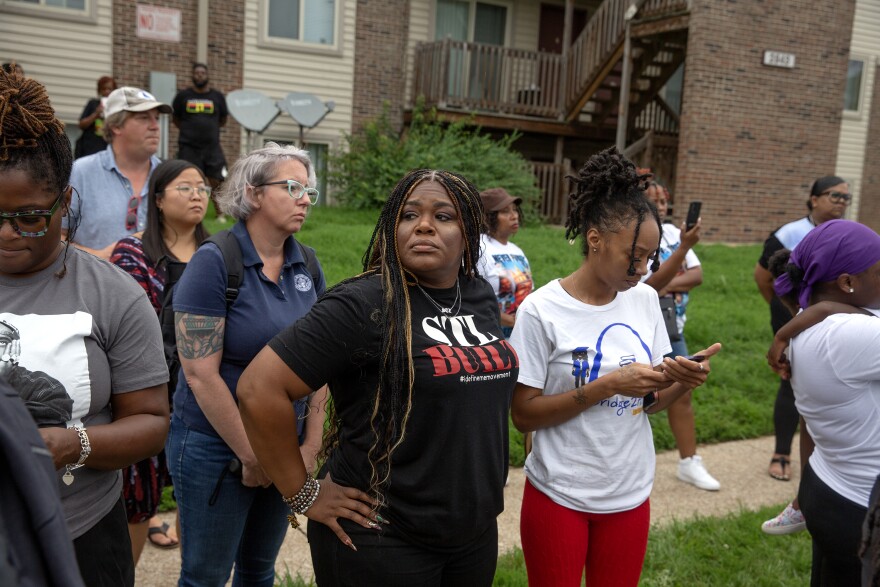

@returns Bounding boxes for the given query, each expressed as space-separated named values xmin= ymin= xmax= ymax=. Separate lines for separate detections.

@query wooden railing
xmin=531 ymin=161 xmax=574 ymax=224
xmin=633 ymin=96 xmax=679 ymax=135
xmin=412 ymin=38 xmax=563 ymax=118
xmin=640 ymin=0 xmax=690 ymax=19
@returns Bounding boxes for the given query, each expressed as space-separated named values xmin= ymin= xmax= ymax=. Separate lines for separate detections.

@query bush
xmin=327 ymin=101 xmax=541 ymax=210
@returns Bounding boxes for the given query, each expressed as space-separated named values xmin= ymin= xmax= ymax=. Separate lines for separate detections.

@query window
xmin=435 ymin=0 xmax=508 ymax=45
xmin=844 ymin=59 xmax=864 ymax=113
xmin=266 ymin=0 xmax=336 ymax=47
xmin=0 ymin=0 xmax=93 ymax=22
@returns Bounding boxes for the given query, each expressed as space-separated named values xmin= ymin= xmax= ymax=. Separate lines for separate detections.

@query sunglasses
xmin=820 ymin=191 xmax=852 ymax=204
xmin=255 ymin=179 xmax=319 ymax=205
xmin=0 ymin=192 xmax=65 ymax=237
xmin=126 ymin=194 xmax=142 ymax=231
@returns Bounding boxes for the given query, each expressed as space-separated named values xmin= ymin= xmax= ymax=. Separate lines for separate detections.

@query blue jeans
xmin=665 ymin=337 xmax=688 ymax=360
xmin=167 ymin=415 xmax=289 ymax=587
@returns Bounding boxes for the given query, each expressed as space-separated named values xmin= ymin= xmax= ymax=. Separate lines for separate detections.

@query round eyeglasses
xmin=0 ymin=191 xmax=65 ymax=237
xmin=166 ymin=185 xmax=212 ymax=198
xmin=255 ymin=179 xmax=319 ymax=205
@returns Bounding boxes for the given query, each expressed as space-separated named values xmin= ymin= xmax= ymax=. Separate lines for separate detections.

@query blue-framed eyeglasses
xmin=256 ymin=179 xmax=319 ymax=204
xmin=0 ymin=191 xmax=65 ymax=237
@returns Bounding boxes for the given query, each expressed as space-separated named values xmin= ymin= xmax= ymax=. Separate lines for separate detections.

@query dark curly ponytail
xmin=565 ymin=147 xmax=661 ymax=275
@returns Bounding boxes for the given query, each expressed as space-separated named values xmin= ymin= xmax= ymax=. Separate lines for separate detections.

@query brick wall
xmin=674 ymin=0 xmax=856 ymax=242
xmin=112 ymin=1 xmax=244 ymax=168
xmin=351 ymin=0 xmax=410 ymax=133
xmin=858 ymin=65 xmax=880 ymax=233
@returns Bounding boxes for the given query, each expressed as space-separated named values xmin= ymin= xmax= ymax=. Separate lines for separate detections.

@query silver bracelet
xmin=62 ymin=426 xmax=91 ymax=486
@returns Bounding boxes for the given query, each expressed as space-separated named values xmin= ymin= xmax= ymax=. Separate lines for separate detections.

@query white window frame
xmin=843 ymin=55 xmax=870 ymax=120
xmin=258 ymin=0 xmax=344 ymax=56
xmin=0 ymin=0 xmax=96 ymax=24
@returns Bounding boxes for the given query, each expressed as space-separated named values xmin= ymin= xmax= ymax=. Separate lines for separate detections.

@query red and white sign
xmin=136 ymin=4 xmax=181 ymax=43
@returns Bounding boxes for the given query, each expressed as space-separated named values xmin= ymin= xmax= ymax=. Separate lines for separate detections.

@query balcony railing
xmin=531 ymin=160 xmax=575 ymax=224
xmin=413 ymin=38 xmax=564 ymax=119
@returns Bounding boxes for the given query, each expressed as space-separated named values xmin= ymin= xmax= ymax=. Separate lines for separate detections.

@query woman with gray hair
xmin=166 ymin=142 xmax=328 ymax=586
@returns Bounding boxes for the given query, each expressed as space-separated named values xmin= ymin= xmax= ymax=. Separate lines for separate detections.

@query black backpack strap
xmin=205 ymin=230 xmax=244 ymax=309
xmin=296 ymin=239 xmax=321 ymax=286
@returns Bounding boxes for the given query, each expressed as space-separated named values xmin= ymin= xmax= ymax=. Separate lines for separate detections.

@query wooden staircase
xmin=564 ymin=0 xmax=690 ymax=142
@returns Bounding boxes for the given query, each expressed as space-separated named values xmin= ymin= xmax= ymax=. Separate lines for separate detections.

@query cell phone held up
xmin=685 ymin=201 xmax=702 ymax=231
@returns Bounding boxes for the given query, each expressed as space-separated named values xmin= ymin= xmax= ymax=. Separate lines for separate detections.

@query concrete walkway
xmin=135 ymin=434 xmax=800 ymax=585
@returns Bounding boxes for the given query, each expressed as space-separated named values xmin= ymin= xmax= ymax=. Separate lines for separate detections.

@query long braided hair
xmin=0 ymin=67 xmax=77 ymax=275
xmin=320 ymin=169 xmax=484 ymax=508
xmin=565 ymin=147 xmax=661 ymax=274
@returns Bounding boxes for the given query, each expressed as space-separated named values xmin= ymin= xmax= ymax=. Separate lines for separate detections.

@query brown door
xmin=538 ymin=3 xmax=588 ymax=54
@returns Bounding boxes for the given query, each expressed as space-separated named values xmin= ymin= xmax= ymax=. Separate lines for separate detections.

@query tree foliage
xmin=327 ymin=102 xmax=540 ymax=209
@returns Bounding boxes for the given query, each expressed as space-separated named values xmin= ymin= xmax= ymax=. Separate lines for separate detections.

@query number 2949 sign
xmin=763 ymin=51 xmax=796 ymax=69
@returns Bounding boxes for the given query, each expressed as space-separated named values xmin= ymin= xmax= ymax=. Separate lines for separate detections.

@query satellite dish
xmin=279 ymin=92 xmax=334 ymax=129
xmin=227 ymin=89 xmax=281 ymax=133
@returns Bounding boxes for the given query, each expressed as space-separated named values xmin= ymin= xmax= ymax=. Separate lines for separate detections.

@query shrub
xmin=327 ymin=101 xmax=541 ymax=210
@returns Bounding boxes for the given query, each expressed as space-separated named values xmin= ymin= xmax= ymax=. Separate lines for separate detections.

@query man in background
xmin=172 ymin=63 xmax=228 ymax=221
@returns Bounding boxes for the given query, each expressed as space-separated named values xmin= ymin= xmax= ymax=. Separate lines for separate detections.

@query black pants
xmin=308 ymin=518 xmax=498 ymax=587
xmin=73 ymin=496 xmax=134 ymax=587
xmin=773 ymin=377 xmax=800 ymax=455
xmin=799 ymin=463 xmax=866 ymax=587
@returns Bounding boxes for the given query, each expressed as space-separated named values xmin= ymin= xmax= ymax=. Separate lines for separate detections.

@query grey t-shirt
xmin=0 ymin=247 xmax=168 ymax=538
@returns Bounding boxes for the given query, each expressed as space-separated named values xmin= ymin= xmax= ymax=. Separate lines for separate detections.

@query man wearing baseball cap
xmin=66 ymin=87 xmax=172 ymax=258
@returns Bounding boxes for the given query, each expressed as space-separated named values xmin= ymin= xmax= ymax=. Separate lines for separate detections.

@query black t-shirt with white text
xmin=270 ymin=274 xmax=518 ymax=550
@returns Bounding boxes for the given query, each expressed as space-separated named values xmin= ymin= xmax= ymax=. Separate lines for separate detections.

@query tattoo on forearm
xmin=175 ymin=312 xmax=225 ymax=359
xmin=574 ymin=386 xmax=587 ymax=405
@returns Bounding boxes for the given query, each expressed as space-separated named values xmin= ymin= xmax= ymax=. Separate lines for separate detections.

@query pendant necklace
xmin=416 ymin=279 xmax=461 ymax=316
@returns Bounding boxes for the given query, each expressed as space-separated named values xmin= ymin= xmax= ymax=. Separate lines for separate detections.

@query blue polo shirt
xmin=67 ymin=145 xmax=160 ymax=249
xmin=172 ymin=221 xmax=326 ymax=437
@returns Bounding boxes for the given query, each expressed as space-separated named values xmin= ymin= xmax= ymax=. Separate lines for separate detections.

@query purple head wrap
xmin=774 ymin=219 xmax=880 ymax=308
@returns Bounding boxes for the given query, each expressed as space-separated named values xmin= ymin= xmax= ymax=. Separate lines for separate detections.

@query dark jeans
xmin=799 ymin=463 xmax=866 ymax=587
xmin=308 ymin=517 xmax=498 ymax=587
xmin=73 ymin=496 xmax=134 ymax=587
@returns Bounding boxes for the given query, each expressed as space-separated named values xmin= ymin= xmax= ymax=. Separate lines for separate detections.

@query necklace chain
xmin=416 ymin=279 xmax=461 ymax=316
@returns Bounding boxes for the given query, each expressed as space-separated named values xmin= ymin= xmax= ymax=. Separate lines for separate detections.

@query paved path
xmin=136 ymin=435 xmax=800 ymax=585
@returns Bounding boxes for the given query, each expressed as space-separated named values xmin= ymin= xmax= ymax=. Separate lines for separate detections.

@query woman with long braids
xmin=0 ymin=66 xmax=168 ymax=585
xmin=238 ymin=169 xmax=517 ymax=585
xmin=509 ymin=147 xmax=720 ymax=586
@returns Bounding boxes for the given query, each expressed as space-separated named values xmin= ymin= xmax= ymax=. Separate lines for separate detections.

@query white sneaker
xmin=677 ymin=455 xmax=721 ymax=491
xmin=761 ymin=502 xmax=806 ymax=535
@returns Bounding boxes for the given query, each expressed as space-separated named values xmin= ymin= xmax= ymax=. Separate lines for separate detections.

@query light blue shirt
xmin=67 ymin=146 xmax=160 ymax=249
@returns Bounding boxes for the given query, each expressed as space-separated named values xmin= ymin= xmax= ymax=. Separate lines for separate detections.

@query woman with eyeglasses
xmin=754 ymin=176 xmax=851 ymax=534
xmin=109 ymin=159 xmax=211 ymax=561
xmin=0 ymin=66 xmax=169 ymax=586
xmin=165 ymin=142 xmax=328 ymax=586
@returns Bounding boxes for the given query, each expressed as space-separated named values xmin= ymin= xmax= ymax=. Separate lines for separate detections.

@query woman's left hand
xmin=661 ymin=342 xmax=722 ymax=389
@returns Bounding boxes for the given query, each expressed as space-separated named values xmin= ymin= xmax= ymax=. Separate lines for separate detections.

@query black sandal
xmin=769 ymin=456 xmax=791 ymax=481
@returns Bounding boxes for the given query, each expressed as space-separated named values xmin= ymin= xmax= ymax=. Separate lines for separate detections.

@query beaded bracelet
xmin=282 ymin=474 xmax=321 ymax=529
xmin=62 ymin=426 xmax=91 ymax=486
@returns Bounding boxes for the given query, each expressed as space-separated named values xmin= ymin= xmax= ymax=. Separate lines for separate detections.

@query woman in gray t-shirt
xmin=0 ymin=67 xmax=169 ymax=586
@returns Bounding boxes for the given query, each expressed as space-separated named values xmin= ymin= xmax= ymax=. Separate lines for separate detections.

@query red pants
xmin=520 ymin=479 xmax=650 ymax=587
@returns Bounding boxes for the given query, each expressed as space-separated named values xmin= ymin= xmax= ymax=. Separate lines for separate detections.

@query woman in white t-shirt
xmin=509 ymin=147 xmax=721 ymax=587
xmin=769 ymin=219 xmax=880 ymax=586
xmin=641 ymin=182 xmax=720 ymax=491
xmin=477 ymin=187 xmax=533 ymax=338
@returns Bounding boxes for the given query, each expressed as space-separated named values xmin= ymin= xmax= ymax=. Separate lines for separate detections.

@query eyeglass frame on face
xmin=255 ymin=179 xmax=319 ymax=205
xmin=819 ymin=190 xmax=852 ymax=204
xmin=125 ymin=194 xmax=142 ymax=231
xmin=163 ymin=185 xmax=212 ymax=199
xmin=0 ymin=191 xmax=66 ymax=238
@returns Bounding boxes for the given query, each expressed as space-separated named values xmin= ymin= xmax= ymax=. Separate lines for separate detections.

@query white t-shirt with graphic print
xmin=510 ymin=279 xmax=671 ymax=513
xmin=641 ymin=222 xmax=700 ymax=333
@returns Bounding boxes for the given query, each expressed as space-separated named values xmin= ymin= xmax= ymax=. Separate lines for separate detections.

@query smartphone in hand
xmin=685 ymin=201 xmax=702 ymax=231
